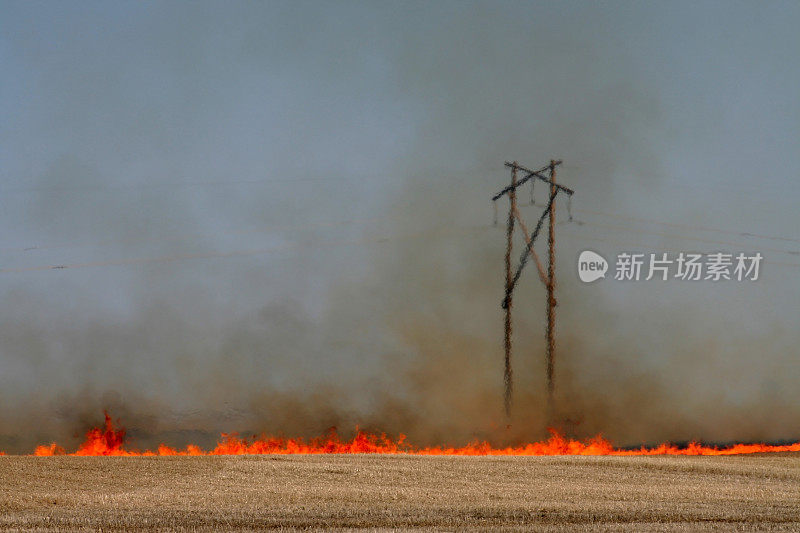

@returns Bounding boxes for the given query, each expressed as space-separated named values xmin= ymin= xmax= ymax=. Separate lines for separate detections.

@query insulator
xmin=567 ymin=195 xmax=573 ymax=222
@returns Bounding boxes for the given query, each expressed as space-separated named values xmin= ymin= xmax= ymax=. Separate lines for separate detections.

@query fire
xmin=22 ymin=412 xmax=800 ymax=457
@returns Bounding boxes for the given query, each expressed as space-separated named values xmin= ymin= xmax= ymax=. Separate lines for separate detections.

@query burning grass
xmin=17 ymin=411 xmax=800 ymax=457
xmin=4 ymin=412 xmax=799 ymax=530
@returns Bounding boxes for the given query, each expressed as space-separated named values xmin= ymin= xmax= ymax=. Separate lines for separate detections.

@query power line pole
xmin=492 ymin=160 xmax=574 ymax=422
xmin=503 ymin=164 xmax=517 ymax=417
xmin=546 ymin=160 xmax=557 ymax=420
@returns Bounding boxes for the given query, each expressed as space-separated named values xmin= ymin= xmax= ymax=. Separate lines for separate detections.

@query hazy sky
xmin=1 ymin=1 xmax=799 ymax=450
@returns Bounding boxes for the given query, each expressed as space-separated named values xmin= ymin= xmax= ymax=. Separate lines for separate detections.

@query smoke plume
xmin=1 ymin=2 xmax=799 ymax=453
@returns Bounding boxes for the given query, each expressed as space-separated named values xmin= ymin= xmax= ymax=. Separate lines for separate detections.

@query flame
xmin=22 ymin=412 xmax=800 ymax=457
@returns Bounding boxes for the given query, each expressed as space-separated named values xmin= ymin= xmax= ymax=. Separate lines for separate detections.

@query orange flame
xmin=23 ymin=412 xmax=800 ymax=457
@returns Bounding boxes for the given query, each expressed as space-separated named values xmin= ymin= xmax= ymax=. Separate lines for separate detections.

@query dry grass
xmin=1 ymin=454 xmax=799 ymax=531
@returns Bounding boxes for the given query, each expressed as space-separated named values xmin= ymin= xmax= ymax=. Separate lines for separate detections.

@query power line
xmin=572 ymin=207 xmax=800 ymax=245
xmin=0 ymin=175 xmax=384 ymax=195
xmin=0 ymin=215 xmax=388 ymax=253
xmin=492 ymin=159 xmax=573 ymax=422
xmin=560 ymin=225 xmax=800 ymax=269
xmin=574 ymin=219 xmax=800 ymax=257
xmin=519 ymin=200 xmax=800 ymax=256
xmin=0 ymin=225 xmax=492 ymax=273
xmin=3 ymin=194 xmax=798 ymax=273
xmin=0 ymin=171 xmax=478 ymax=196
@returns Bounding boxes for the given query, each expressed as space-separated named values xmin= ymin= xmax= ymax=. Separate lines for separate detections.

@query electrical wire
xmin=559 ymin=225 xmax=800 ymax=270
xmin=0 ymin=175 xmax=382 ymax=195
xmin=3 ymin=199 xmax=800 ymax=272
xmin=0 ymin=225 xmax=493 ymax=273
xmin=574 ymin=219 xmax=800 ymax=257
xmin=0 ymin=215 xmax=388 ymax=254
xmin=572 ymin=207 xmax=800 ymax=245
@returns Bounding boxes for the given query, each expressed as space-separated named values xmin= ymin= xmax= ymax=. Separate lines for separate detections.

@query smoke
xmin=1 ymin=2 xmax=799 ymax=453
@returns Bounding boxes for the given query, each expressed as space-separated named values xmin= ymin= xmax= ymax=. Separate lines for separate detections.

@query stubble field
xmin=1 ymin=454 xmax=799 ymax=531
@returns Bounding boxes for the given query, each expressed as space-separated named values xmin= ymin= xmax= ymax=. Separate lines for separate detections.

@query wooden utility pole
xmin=503 ymin=165 xmax=517 ymax=417
xmin=492 ymin=160 xmax=573 ymax=422
xmin=545 ymin=160 xmax=557 ymax=420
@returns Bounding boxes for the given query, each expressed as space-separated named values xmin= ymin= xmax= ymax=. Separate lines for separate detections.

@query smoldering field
xmin=2 ymin=2 xmax=800 ymax=455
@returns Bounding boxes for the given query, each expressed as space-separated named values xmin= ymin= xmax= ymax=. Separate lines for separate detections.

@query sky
xmin=0 ymin=1 xmax=799 ymax=452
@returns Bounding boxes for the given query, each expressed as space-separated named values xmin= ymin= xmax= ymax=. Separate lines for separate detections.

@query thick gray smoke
xmin=1 ymin=2 xmax=799 ymax=453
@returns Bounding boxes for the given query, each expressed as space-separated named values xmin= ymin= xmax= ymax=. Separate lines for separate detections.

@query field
xmin=1 ymin=454 xmax=799 ymax=531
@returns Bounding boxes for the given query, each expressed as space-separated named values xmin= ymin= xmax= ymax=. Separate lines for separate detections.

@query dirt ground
xmin=1 ymin=454 xmax=799 ymax=531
